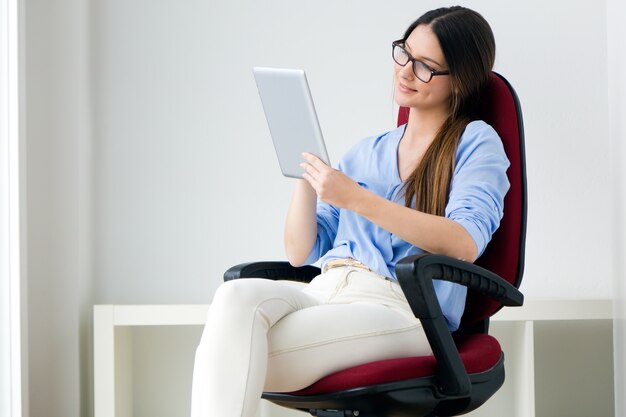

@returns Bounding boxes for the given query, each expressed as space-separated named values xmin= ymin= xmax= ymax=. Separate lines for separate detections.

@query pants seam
xmin=268 ymin=322 xmax=421 ymax=358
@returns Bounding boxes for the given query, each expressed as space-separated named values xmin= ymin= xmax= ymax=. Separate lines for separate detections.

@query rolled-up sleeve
xmin=303 ymin=200 xmax=340 ymax=265
xmin=445 ymin=121 xmax=510 ymax=258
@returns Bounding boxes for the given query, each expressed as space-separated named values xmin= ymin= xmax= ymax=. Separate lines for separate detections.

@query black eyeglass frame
xmin=391 ymin=39 xmax=450 ymax=83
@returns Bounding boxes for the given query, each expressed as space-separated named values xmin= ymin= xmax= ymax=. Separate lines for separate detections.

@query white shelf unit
xmin=93 ymin=300 xmax=613 ymax=417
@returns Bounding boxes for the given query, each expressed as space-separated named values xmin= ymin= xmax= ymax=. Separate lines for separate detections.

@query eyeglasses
xmin=392 ymin=40 xmax=450 ymax=83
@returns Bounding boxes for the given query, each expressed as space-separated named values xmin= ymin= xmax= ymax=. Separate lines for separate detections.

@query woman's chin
xmin=393 ymin=95 xmax=415 ymax=109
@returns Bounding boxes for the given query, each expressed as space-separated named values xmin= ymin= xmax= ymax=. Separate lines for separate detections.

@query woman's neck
xmin=403 ymin=107 xmax=449 ymax=146
xmin=396 ymin=107 xmax=451 ymax=182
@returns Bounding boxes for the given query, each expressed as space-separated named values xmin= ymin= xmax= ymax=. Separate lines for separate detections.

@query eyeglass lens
xmin=392 ymin=45 xmax=434 ymax=83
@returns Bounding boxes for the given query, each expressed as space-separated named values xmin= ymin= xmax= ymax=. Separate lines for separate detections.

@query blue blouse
xmin=303 ymin=120 xmax=510 ymax=331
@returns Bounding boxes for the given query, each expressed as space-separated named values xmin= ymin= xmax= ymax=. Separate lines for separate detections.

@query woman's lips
xmin=398 ymin=82 xmax=418 ymax=93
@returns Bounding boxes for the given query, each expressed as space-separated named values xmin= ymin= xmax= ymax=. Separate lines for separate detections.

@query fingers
xmin=302 ymin=152 xmax=328 ymax=170
xmin=299 ymin=161 xmax=318 ymax=181
xmin=301 ymin=171 xmax=318 ymax=190
xmin=300 ymin=162 xmax=320 ymax=185
xmin=301 ymin=152 xmax=330 ymax=179
xmin=300 ymin=153 xmax=326 ymax=179
xmin=300 ymin=154 xmax=325 ymax=194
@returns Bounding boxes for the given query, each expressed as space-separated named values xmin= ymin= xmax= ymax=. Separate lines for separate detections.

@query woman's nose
xmin=398 ymin=62 xmax=415 ymax=80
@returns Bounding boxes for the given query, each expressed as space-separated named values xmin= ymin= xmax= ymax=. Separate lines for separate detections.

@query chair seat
xmin=288 ymin=334 xmax=502 ymax=396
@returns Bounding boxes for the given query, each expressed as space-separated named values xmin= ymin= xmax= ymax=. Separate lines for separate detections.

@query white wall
xmin=91 ymin=0 xmax=613 ymax=306
xmin=24 ymin=0 xmax=93 ymax=416
xmin=1 ymin=0 xmax=24 ymax=414
xmin=607 ymin=0 xmax=626 ymax=414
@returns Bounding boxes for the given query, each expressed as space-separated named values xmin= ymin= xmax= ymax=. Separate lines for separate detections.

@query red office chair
xmin=225 ymin=72 xmax=526 ymax=417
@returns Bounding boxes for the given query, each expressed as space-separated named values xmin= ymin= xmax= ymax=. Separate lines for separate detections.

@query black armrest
xmin=224 ymin=261 xmax=321 ymax=283
xmin=395 ymin=253 xmax=523 ymax=398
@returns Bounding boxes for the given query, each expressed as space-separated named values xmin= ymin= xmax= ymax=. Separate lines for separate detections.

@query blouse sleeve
xmin=302 ymin=199 xmax=340 ymax=265
xmin=445 ymin=121 xmax=511 ymax=258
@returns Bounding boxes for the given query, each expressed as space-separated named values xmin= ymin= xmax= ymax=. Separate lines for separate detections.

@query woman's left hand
xmin=300 ymin=152 xmax=364 ymax=210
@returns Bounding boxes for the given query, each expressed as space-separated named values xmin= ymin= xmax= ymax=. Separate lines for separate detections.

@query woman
xmin=191 ymin=6 xmax=509 ymax=417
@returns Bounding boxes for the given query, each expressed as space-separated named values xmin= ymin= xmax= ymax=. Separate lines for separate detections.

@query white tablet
xmin=253 ymin=67 xmax=330 ymax=178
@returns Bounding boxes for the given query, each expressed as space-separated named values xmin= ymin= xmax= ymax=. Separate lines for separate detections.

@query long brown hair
xmin=402 ymin=7 xmax=496 ymax=215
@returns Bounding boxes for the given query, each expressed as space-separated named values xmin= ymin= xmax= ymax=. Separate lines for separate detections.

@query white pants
xmin=190 ymin=266 xmax=431 ymax=417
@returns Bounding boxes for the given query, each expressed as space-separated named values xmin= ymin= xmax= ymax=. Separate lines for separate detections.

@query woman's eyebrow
xmin=421 ymin=56 xmax=444 ymax=68
xmin=404 ymin=44 xmax=445 ymax=68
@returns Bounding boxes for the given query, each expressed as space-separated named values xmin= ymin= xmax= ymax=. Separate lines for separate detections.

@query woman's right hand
xmin=283 ymin=179 xmax=318 ymax=266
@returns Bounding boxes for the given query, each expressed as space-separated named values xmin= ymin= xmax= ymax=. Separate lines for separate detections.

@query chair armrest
xmin=224 ymin=261 xmax=321 ymax=283
xmin=395 ymin=253 xmax=524 ymax=398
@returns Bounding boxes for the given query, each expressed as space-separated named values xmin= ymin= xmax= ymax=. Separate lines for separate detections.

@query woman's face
xmin=393 ymin=24 xmax=453 ymax=113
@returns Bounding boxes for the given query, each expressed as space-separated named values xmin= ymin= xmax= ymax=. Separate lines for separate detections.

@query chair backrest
xmin=397 ymin=72 xmax=527 ymax=327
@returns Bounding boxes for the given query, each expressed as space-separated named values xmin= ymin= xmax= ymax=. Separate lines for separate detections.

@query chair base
xmin=262 ymin=356 xmax=505 ymax=417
